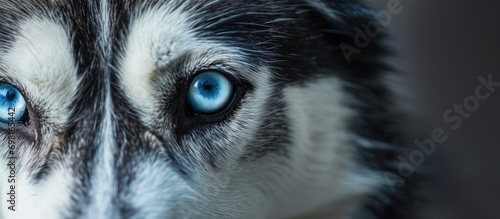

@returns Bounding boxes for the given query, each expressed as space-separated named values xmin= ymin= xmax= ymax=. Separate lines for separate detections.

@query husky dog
xmin=0 ymin=0 xmax=416 ymax=218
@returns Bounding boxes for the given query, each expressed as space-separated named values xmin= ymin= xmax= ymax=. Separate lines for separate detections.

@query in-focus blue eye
xmin=0 ymin=84 xmax=27 ymax=123
xmin=188 ymin=71 xmax=234 ymax=114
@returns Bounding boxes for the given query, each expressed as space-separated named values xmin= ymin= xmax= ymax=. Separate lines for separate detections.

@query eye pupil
xmin=188 ymin=71 xmax=234 ymax=114
xmin=6 ymin=90 xmax=16 ymax=100
xmin=202 ymin=83 xmax=214 ymax=91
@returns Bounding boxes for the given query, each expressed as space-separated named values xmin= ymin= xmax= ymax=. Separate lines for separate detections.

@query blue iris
xmin=0 ymin=84 xmax=27 ymax=123
xmin=188 ymin=72 xmax=234 ymax=114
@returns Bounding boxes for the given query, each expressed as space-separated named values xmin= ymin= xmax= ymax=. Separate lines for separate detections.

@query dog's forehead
xmin=0 ymin=0 xmax=292 ymax=162
xmin=0 ymin=1 xmax=405 ymax=219
xmin=0 ymin=0 xmax=289 ymax=103
xmin=0 ymin=3 xmax=303 ymax=132
xmin=0 ymin=18 xmax=79 ymax=129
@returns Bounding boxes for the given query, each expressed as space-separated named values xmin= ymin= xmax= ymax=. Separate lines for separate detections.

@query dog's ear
xmin=304 ymin=0 xmax=389 ymax=67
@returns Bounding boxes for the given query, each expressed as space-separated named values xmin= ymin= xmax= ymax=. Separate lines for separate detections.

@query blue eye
xmin=0 ymin=84 xmax=27 ymax=123
xmin=188 ymin=72 xmax=234 ymax=114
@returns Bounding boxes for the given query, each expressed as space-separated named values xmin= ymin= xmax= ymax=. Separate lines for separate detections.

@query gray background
xmin=368 ymin=0 xmax=500 ymax=218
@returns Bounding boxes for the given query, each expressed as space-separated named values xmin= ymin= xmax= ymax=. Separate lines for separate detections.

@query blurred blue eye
xmin=188 ymin=72 xmax=234 ymax=114
xmin=0 ymin=84 xmax=27 ymax=123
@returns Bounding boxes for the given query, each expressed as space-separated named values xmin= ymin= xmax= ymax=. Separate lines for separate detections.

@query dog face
xmin=0 ymin=1 xmax=402 ymax=218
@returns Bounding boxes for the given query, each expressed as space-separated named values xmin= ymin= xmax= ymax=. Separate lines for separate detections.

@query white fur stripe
xmin=99 ymin=0 xmax=111 ymax=56
xmin=86 ymin=77 xmax=117 ymax=219
xmin=87 ymin=1 xmax=116 ymax=218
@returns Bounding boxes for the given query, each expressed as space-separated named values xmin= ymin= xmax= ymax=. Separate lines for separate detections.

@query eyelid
xmin=152 ymin=49 xmax=242 ymax=82
xmin=189 ymin=66 xmax=241 ymax=85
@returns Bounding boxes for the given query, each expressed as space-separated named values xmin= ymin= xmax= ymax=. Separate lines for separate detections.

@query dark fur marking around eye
xmin=0 ymin=1 xmax=421 ymax=218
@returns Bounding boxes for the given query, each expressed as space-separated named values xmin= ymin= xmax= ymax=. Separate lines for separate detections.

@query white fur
xmin=267 ymin=77 xmax=382 ymax=218
xmin=1 ymin=18 xmax=79 ymax=129
xmin=0 ymin=18 xmax=79 ymax=218
xmin=118 ymin=5 xmax=270 ymax=127
xmin=86 ymin=84 xmax=117 ymax=218
xmin=85 ymin=1 xmax=117 ymax=217
xmin=118 ymin=4 xmax=199 ymax=120
xmin=126 ymin=159 xmax=195 ymax=219
xmin=98 ymin=0 xmax=111 ymax=56
xmin=2 ymin=165 xmax=74 ymax=219
xmin=0 ymin=2 xmax=390 ymax=219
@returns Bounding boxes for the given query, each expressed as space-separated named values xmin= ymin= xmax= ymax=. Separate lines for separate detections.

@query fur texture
xmin=0 ymin=0 xmax=414 ymax=218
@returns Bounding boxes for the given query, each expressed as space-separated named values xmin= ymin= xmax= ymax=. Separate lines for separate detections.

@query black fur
xmin=0 ymin=0 xmax=417 ymax=218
